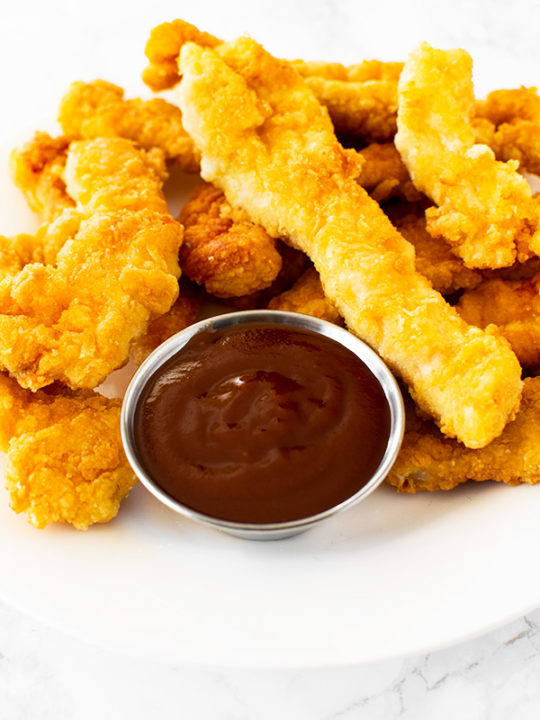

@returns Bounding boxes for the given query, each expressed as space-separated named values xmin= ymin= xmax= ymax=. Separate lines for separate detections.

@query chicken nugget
xmin=0 ymin=373 xmax=136 ymax=529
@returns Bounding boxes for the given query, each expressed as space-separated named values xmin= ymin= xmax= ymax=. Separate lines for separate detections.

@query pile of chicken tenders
xmin=3 ymin=19 xmax=540 ymax=529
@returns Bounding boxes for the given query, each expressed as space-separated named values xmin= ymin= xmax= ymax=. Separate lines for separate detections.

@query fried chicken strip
xmin=357 ymin=142 xmax=424 ymax=203
xmin=474 ymin=87 xmax=540 ymax=176
xmin=457 ymin=272 xmax=540 ymax=367
xmin=0 ymin=373 xmax=136 ymax=529
xmin=10 ymin=132 xmax=74 ymax=222
xmin=58 ymin=79 xmax=200 ymax=173
xmin=396 ymin=43 xmax=540 ymax=269
xmin=0 ymin=138 xmax=182 ymax=390
xmin=178 ymin=183 xmax=282 ymax=297
xmin=268 ymin=266 xmax=342 ymax=323
xmin=389 ymin=209 xmax=482 ymax=293
xmin=142 ymin=21 xmax=398 ymax=142
xmin=388 ymin=377 xmax=540 ymax=492
xmin=177 ymin=35 xmax=522 ymax=448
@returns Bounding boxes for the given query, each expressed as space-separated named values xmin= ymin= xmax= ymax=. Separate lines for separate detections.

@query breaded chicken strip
xmin=0 ymin=138 xmax=182 ymax=390
xmin=142 ymin=21 xmax=398 ymax=142
xmin=302 ymin=76 xmax=398 ymax=142
xmin=474 ymin=87 xmax=540 ymax=176
xmin=58 ymin=79 xmax=200 ymax=173
xmin=143 ymin=19 xmax=221 ymax=91
xmin=388 ymin=378 xmax=540 ymax=492
xmin=10 ymin=132 xmax=74 ymax=222
xmin=357 ymin=142 xmax=423 ymax=203
xmin=177 ymin=34 xmax=522 ymax=448
xmin=396 ymin=43 xmax=540 ymax=269
xmin=457 ymin=272 xmax=540 ymax=367
xmin=268 ymin=266 xmax=342 ymax=323
xmin=0 ymin=374 xmax=136 ymax=529
xmin=291 ymin=59 xmax=404 ymax=83
xmin=178 ymin=183 xmax=282 ymax=297
xmin=129 ymin=279 xmax=200 ymax=365
xmin=389 ymin=210 xmax=482 ymax=293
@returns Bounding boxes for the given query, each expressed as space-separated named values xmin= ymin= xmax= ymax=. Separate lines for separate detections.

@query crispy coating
xmin=390 ymin=211 xmax=482 ymax=293
xmin=396 ymin=43 xmax=540 ymax=269
xmin=0 ymin=373 xmax=136 ymax=529
xmin=457 ymin=272 xmax=540 ymax=367
xmin=58 ymin=79 xmax=200 ymax=173
xmin=302 ymin=76 xmax=398 ymax=142
xmin=10 ymin=132 xmax=74 ymax=222
xmin=129 ymin=280 xmax=200 ymax=365
xmin=0 ymin=138 xmax=182 ymax=390
xmin=291 ymin=59 xmax=403 ymax=83
xmin=388 ymin=377 xmax=540 ymax=492
xmin=178 ymin=183 xmax=282 ymax=297
xmin=357 ymin=142 xmax=423 ymax=203
xmin=268 ymin=266 xmax=342 ymax=323
xmin=143 ymin=20 xmax=220 ymax=91
xmin=473 ymin=87 xmax=540 ymax=176
xmin=178 ymin=34 xmax=522 ymax=448
xmin=142 ymin=20 xmax=398 ymax=142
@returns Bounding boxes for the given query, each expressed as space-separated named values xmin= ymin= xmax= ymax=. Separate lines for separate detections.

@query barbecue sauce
xmin=134 ymin=323 xmax=391 ymax=523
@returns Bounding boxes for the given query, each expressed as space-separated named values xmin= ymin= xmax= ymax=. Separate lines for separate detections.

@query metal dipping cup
xmin=121 ymin=310 xmax=405 ymax=540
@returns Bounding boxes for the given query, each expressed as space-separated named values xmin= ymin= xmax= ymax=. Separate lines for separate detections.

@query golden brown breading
xmin=0 ymin=138 xmax=182 ymax=390
xmin=129 ymin=280 xmax=200 ymax=365
xmin=142 ymin=20 xmax=398 ymax=142
xmin=142 ymin=19 xmax=221 ymax=91
xmin=457 ymin=272 xmax=540 ymax=367
xmin=177 ymin=33 xmax=522 ymax=448
xmin=357 ymin=142 xmax=424 ymax=203
xmin=396 ymin=43 xmax=540 ymax=269
xmin=10 ymin=132 xmax=74 ymax=222
xmin=58 ymin=79 xmax=200 ymax=173
xmin=473 ymin=87 xmax=540 ymax=176
xmin=388 ymin=377 xmax=540 ymax=492
xmin=178 ymin=183 xmax=282 ymax=297
xmin=268 ymin=266 xmax=342 ymax=323
xmin=291 ymin=59 xmax=403 ymax=83
xmin=302 ymin=76 xmax=398 ymax=142
xmin=0 ymin=373 xmax=136 ymax=529
xmin=390 ymin=211 xmax=482 ymax=293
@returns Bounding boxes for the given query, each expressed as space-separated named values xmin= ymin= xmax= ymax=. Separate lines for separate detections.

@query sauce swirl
xmin=134 ymin=323 xmax=391 ymax=523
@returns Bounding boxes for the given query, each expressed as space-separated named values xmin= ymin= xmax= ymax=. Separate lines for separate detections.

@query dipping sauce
xmin=134 ymin=323 xmax=391 ymax=524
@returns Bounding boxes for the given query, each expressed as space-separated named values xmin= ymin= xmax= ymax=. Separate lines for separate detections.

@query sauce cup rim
xmin=121 ymin=310 xmax=405 ymax=539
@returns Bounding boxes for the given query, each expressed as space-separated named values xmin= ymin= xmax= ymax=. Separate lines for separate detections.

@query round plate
xmin=1 ymin=116 xmax=540 ymax=668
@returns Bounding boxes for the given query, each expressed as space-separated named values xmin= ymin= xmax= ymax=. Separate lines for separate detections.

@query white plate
xmin=1 ymin=126 xmax=540 ymax=669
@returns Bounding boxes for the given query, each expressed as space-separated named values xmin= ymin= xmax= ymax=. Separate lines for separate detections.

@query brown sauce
xmin=134 ymin=323 xmax=391 ymax=523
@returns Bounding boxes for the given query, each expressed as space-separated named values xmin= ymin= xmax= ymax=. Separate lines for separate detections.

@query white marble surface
xmin=2 ymin=0 xmax=540 ymax=716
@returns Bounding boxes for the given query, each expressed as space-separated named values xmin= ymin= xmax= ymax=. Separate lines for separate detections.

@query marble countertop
xmin=1 ymin=0 xmax=540 ymax=716
xmin=3 ymin=599 xmax=540 ymax=718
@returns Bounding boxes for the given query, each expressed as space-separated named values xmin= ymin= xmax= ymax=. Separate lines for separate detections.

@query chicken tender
xmin=389 ymin=210 xmax=482 ymax=293
xmin=143 ymin=19 xmax=221 ymax=91
xmin=129 ymin=279 xmax=200 ymax=365
xmin=10 ymin=132 xmax=74 ymax=222
xmin=178 ymin=183 xmax=282 ymax=297
xmin=268 ymin=266 xmax=342 ymax=323
xmin=291 ymin=59 xmax=403 ymax=83
xmin=357 ymin=142 xmax=424 ymax=203
xmin=473 ymin=87 xmax=540 ymax=176
xmin=177 ymin=34 xmax=522 ymax=448
xmin=0 ymin=373 xmax=136 ymax=529
xmin=457 ymin=273 xmax=540 ymax=367
xmin=396 ymin=43 xmax=540 ymax=269
xmin=0 ymin=138 xmax=182 ymax=390
xmin=388 ymin=377 xmax=540 ymax=492
xmin=58 ymin=79 xmax=200 ymax=173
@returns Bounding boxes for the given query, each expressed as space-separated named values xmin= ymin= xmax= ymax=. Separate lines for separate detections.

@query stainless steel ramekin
xmin=121 ymin=310 xmax=405 ymax=540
